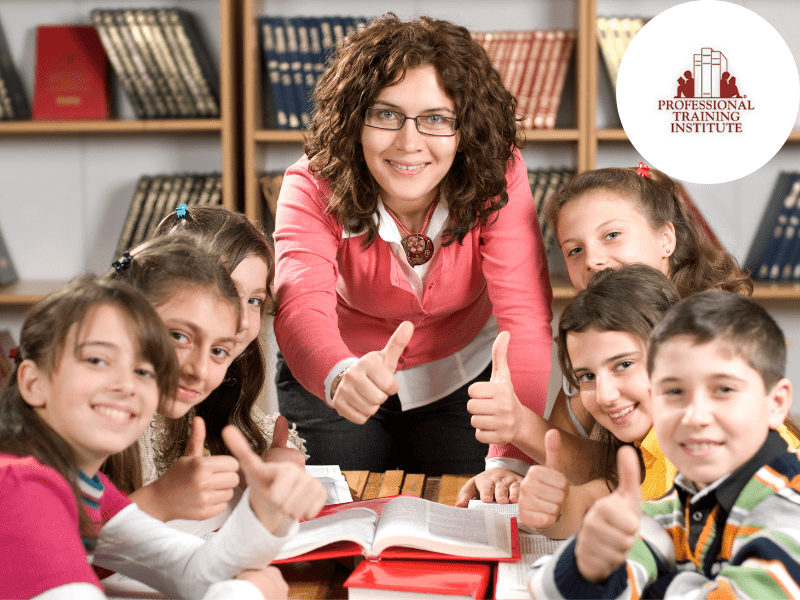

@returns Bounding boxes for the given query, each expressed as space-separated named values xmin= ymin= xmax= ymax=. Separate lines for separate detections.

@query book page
xmin=494 ymin=532 xmax=565 ymax=599
xmin=371 ymin=496 xmax=511 ymax=558
xmin=467 ymin=499 xmax=538 ymax=534
xmin=273 ymin=507 xmax=378 ymax=560
xmin=305 ymin=464 xmax=353 ymax=505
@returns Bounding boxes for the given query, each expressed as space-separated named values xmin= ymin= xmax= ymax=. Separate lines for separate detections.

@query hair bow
xmin=636 ymin=162 xmax=651 ymax=178
xmin=111 ymin=251 xmax=133 ymax=276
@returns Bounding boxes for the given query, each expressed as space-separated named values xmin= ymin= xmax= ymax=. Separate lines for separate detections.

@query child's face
xmin=230 ymin=255 xmax=269 ymax=359
xmin=567 ymin=328 xmax=653 ymax=443
xmin=651 ymin=336 xmax=792 ymax=490
xmin=28 ymin=304 xmax=159 ymax=474
xmin=155 ymin=288 xmax=238 ymax=418
xmin=556 ymin=191 xmax=676 ymax=291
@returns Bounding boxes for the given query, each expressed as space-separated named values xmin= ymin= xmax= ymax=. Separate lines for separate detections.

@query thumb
xmin=184 ymin=416 xmax=206 ymax=457
xmin=270 ymin=415 xmax=289 ymax=449
xmin=615 ymin=445 xmax=642 ymax=510
xmin=543 ymin=428 xmax=565 ymax=474
xmin=490 ymin=331 xmax=511 ymax=382
xmin=380 ymin=321 xmax=414 ymax=372
xmin=222 ymin=425 xmax=262 ymax=479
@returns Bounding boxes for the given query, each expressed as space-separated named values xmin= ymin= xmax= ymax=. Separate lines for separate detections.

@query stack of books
xmin=115 ymin=172 xmax=222 ymax=257
xmin=528 ymin=168 xmax=575 ymax=253
xmin=0 ymin=19 xmax=30 ymax=120
xmin=259 ymin=15 xmax=369 ymax=130
xmin=91 ymin=8 xmax=220 ymax=119
xmin=473 ymin=29 xmax=576 ymax=129
xmin=596 ymin=16 xmax=646 ymax=95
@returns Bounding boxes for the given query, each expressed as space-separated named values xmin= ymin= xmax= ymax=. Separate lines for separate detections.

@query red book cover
xmin=344 ymin=559 xmax=492 ymax=599
xmin=33 ymin=25 xmax=109 ymax=120
xmin=270 ymin=495 xmax=521 ymax=565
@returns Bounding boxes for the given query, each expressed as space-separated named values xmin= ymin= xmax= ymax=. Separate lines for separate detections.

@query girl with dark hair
xmin=0 ymin=276 xmax=318 ymax=599
xmin=273 ymin=14 xmax=553 ymax=474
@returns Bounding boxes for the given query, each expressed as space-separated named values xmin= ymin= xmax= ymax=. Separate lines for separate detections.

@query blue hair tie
xmin=111 ymin=251 xmax=133 ymax=276
xmin=176 ymin=203 xmax=188 ymax=219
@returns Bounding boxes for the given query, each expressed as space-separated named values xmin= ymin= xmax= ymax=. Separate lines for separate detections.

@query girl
xmin=273 ymin=14 xmax=552 ymax=474
xmin=147 ymin=206 xmax=305 ymax=492
xmin=459 ymin=163 xmax=755 ymax=504
xmin=0 ymin=276 xmax=323 ymax=599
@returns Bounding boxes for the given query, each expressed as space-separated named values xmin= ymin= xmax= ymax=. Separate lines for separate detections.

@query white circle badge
xmin=617 ymin=1 xmax=799 ymax=184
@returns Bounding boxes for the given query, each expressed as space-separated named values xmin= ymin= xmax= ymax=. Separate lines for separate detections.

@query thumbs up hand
xmin=263 ymin=415 xmax=306 ymax=467
xmin=467 ymin=332 xmax=524 ymax=446
xmin=141 ymin=416 xmax=241 ymax=521
xmin=223 ymin=425 xmax=327 ymax=534
xmin=574 ymin=445 xmax=642 ymax=584
xmin=519 ymin=429 xmax=570 ymax=530
xmin=331 ymin=321 xmax=414 ymax=425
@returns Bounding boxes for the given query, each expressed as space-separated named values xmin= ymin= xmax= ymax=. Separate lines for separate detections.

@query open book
xmin=272 ymin=495 xmax=519 ymax=563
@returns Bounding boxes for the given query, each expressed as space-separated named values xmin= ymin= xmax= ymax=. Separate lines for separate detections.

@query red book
xmin=33 ymin=25 xmax=109 ymax=120
xmin=344 ymin=559 xmax=492 ymax=600
xmin=270 ymin=495 xmax=520 ymax=565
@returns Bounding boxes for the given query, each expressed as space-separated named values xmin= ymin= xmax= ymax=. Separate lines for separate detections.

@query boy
xmin=528 ymin=290 xmax=800 ymax=599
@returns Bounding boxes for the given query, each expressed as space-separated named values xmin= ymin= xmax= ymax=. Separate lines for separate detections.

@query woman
xmin=273 ymin=14 xmax=552 ymax=474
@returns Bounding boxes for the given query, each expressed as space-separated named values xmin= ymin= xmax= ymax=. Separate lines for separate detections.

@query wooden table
xmin=280 ymin=470 xmax=473 ymax=599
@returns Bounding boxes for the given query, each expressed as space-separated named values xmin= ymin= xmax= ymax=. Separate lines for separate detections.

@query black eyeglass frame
xmin=363 ymin=107 xmax=458 ymax=137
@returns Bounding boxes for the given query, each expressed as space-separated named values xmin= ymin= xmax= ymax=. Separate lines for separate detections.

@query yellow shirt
xmin=634 ymin=424 xmax=799 ymax=501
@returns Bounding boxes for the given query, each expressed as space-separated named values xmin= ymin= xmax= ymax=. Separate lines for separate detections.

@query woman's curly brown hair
xmin=304 ymin=13 xmax=519 ymax=247
xmin=543 ymin=166 xmax=753 ymax=297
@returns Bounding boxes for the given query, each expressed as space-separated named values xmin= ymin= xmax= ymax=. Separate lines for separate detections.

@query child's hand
xmin=455 ymin=467 xmax=523 ymax=506
xmin=467 ymin=332 xmax=524 ymax=446
xmin=145 ymin=416 xmax=240 ymax=521
xmin=574 ymin=445 xmax=641 ymax=584
xmin=223 ymin=425 xmax=327 ymax=534
xmin=235 ymin=566 xmax=288 ymax=599
xmin=519 ymin=429 xmax=569 ymax=529
xmin=262 ymin=415 xmax=306 ymax=467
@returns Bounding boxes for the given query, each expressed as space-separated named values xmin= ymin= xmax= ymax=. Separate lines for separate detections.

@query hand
xmin=223 ymin=425 xmax=327 ymax=533
xmin=263 ymin=415 xmax=306 ymax=467
xmin=519 ymin=429 xmax=570 ymax=530
xmin=145 ymin=416 xmax=240 ymax=521
xmin=466 ymin=332 xmax=525 ymax=446
xmin=575 ymin=445 xmax=642 ymax=584
xmin=235 ymin=566 xmax=288 ymax=599
xmin=331 ymin=321 xmax=414 ymax=424
xmin=455 ymin=467 xmax=523 ymax=506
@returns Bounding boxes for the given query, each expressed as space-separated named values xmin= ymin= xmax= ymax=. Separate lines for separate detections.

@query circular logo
xmin=617 ymin=1 xmax=799 ymax=184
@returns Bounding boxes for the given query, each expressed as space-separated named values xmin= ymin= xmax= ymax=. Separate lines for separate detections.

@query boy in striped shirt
xmin=529 ymin=290 xmax=800 ymax=599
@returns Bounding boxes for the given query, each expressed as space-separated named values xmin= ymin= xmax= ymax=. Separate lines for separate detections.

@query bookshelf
xmin=0 ymin=0 xmax=237 ymax=310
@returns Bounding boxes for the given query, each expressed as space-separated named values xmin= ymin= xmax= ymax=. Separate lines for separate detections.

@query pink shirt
xmin=273 ymin=150 xmax=553 ymax=463
xmin=0 ymin=454 xmax=130 ymax=598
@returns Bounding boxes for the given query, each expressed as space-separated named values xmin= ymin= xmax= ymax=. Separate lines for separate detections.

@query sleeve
xmin=273 ymin=158 xmax=356 ymax=400
xmin=92 ymin=487 xmax=297 ymax=599
xmin=481 ymin=150 xmax=553 ymax=464
xmin=0 ymin=462 xmax=103 ymax=599
xmin=32 ymin=580 xmax=265 ymax=600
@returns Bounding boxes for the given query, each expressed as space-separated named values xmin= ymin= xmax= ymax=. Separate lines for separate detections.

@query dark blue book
xmin=745 ymin=172 xmax=797 ymax=280
xmin=258 ymin=16 xmax=288 ymax=129
xmin=268 ymin=17 xmax=300 ymax=129
xmin=771 ymin=175 xmax=800 ymax=280
xmin=283 ymin=17 xmax=310 ymax=128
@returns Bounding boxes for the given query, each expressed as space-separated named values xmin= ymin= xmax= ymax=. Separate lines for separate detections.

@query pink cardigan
xmin=273 ymin=150 xmax=553 ymax=463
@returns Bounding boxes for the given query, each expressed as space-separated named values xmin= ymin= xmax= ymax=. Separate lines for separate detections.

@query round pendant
xmin=402 ymin=234 xmax=434 ymax=266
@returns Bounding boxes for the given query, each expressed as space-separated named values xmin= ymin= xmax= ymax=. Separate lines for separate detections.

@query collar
xmin=342 ymin=199 xmax=449 ymax=243
xmin=674 ymin=429 xmax=788 ymax=509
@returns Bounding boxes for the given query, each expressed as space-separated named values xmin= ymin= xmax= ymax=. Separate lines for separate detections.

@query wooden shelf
xmin=0 ymin=280 xmax=68 ymax=306
xmin=252 ymin=128 xmax=580 ymax=144
xmin=596 ymin=129 xmax=800 ymax=143
xmin=0 ymin=119 xmax=223 ymax=135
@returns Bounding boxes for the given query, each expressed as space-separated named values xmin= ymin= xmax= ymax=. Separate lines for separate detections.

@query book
xmin=744 ymin=172 xmax=798 ymax=279
xmin=270 ymin=17 xmax=300 ymax=129
xmin=597 ymin=16 xmax=644 ymax=95
xmin=271 ymin=495 xmax=519 ymax=564
xmin=0 ymin=18 xmax=30 ymax=119
xmin=0 ymin=223 xmax=18 ymax=285
xmin=115 ymin=175 xmax=152 ymax=257
xmin=305 ymin=464 xmax=354 ymax=505
xmin=522 ymin=30 xmax=558 ymax=129
xmin=537 ymin=31 xmax=576 ymax=129
xmin=344 ymin=559 xmax=492 ymax=600
xmin=494 ymin=533 xmax=565 ymax=600
xmin=467 ymin=499 xmax=538 ymax=534
xmin=766 ymin=176 xmax=800 ymax=280
xmin=258 ymin=172 xmax=284 ymax=219
xmin=283 ymin=18 xmax=310 ymax=128
xmin=515 ymin=30 xmax=546 ymax=128
xmin=114 ymin=10 xmax=168 ymax=117
xmin=32 ymin=26 xmax=109 ymax=120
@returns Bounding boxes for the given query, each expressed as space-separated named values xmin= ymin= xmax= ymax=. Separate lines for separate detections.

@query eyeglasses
xmin=363 ymin=107 xmax=458 ymax=137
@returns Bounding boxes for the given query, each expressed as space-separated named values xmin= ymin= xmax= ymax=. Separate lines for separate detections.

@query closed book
xmin=0 ymin=225 xmax=18 ymax=285
xmin=33 ymin=26 xmax=109 ymax=120
xmin=114 ymin=10 xmax=168 ymax=117
xmin=269 ymin=17 xmax=300 ymax=129
xmin=0 ymin=18 xmax=30 ymax=119
xmin=344 ymin=560 xmax=491 ymax=600
xmin=745 ymin=172 xmax=797 ymax=279
xmin=597 ymin=17 xmax=619 ymax=91
xmin=271 ymin=495 xmax=520 ymax=564
xmin=521 ymin=30 xmax=557 ymax=129
xmin=539 ymin=31 xmax=575 ymax=129
xmin=515 ymin=30 xmax=546 ymax=128
xmin=115 ymin=175 xmax=152 ymax=257
xmin=259 ymin=16 xmax=288 ymax=129
xmin=766 ymin=176 xmax=800 ymax=280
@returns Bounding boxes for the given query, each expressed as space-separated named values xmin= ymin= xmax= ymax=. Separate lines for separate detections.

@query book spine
xmin=318 ymin=18 xmax=336 ymax=66
xmin=178 ymin=9 xmax=221 ymax=115
xmin=744 ymin=172 xmax=797 ymax=277
xmin=271 ymin=18 xmax=300 ymax=129
xmin=596 ymin=17 xmax=619 ymax=91
xmin=114 ymin=10 xmax=168 ymax=117
xmin=522 ymin=30 xmax=556 ymax=129
xmin=294 ymin=17 xmax=316 ymax=125
xmin=283 ymin=18 xmax=309 ymax=128
xmin=156 ymin=9 xmax=208 ymax=117
xmin=0 ymin=78 xmax=12 ymax=119
xmin=516 ymin=30 xmax=545 ymax=129
xmin=130 ymin=175 xmax=166 ymax=248
xmin=207 ymin=173 xmax=223 ymax=206
xmin=533 ymin=30 xmax=566 ymax=129
xmin=491 ymin=31 xmax=512 ymax=89
xmin=306 ymin=17 xmax=325 ymax=78
xmin=0 ymin=21 xmax=29 ymax=119
xmin=701 ymin=47 xmax=712 ymax=98
xmin=542 ymin=31 xmax=576 ymax=129
xmin=116 ymin=175 xmax=152 ymax=257
xmin=259 ymin=17 xmax=287 ymax=129
xmin=139 ymin=10 xmax=194 ymax=117
xmin=767 ymin=177 xmax=800 ymax=280
xmin=711 ymin=50 xmax=722 ymax=98
xmin=124 ymin=9 xmax=177 ymax=117
xmin=609 ymin=17 xmax=627 ymax=84
xmin=505 ymin=31 xmax=532 ymax=107
xmin=92 ymin=10 xmax=148 ymax=118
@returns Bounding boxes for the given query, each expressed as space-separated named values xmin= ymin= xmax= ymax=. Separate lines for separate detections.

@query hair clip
xmin=111 ymin=251 xmax=133 ymax=276
xmin=636 ymin=162 xmax=651 ymax=178
xmin=176 ymin=203 xmax=188 ymax=219
xmin=9 ymin=347 xmax=18 ymax=361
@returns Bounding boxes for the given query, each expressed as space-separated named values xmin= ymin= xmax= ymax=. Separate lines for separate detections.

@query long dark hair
xmin=152 ymin=206 xmax=275 ymax=458
xmin=305 ymin=13 xmax=518 ymax=247
xmin=106 ymin=234 xmax=241 ymax=485
xmin=0 ymin=276 xmax=178 ymax=541
xmin=556 ymin=264 xmax=681 ymax=488
xmin=544 ymin=166 xmax=753 ymax=297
